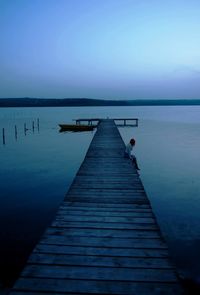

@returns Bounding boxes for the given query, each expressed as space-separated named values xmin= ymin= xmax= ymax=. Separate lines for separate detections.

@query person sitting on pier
xmin=124 ymin=138 xmax=140 ymax=170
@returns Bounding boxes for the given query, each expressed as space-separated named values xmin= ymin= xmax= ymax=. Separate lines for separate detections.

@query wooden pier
xmin=10 ymin=119 xmax=183 ymax=294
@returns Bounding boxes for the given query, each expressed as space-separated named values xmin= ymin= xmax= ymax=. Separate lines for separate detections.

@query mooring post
xmin=15 ymin=125 xmax=17 ymax=141
xmin=32 ymin=121 xmax=35 ymax=133
xmin=24 ymin=123 xmax=27 ymax=135
xmin=37 ymin=118 xmax=40 ymax=132
xmin=2 ymin=128 xmax=5 ymax=145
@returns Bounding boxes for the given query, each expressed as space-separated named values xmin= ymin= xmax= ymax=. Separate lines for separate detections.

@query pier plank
xmin=40 ymin=235 xmax=167 ymax=249
xmin=47 ymin=227 xmax=160 ymax=238
xmin=28 ymin=253 xmax=174 ymax=268
xmin=50 ymin=220 xmax=158 ymax=230
xmin=56 ymin=209 xmax=154 ymax=217
xmin=21 ymin=264 xmax=177 ymax=282
xmin=10 ymin=119 xmax=183 ymax=294
xmin=12 ymin=278 xmax=183 ymax=295
xmin=33 ymin=244 xmax=170 ymax=257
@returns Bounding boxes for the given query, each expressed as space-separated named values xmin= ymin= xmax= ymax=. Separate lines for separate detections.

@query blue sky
xmin=1 ymin=0 xmax=200 ymax=99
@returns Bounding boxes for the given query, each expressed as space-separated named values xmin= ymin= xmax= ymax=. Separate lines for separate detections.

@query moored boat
xmin=59 ymin=124 xmax=96 ymax=132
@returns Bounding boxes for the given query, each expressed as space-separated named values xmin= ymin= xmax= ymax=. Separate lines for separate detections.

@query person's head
xmin=130 ymin=138 xmax=135 ymax=146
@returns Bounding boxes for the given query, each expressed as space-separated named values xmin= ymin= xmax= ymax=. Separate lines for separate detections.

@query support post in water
xmin=37 ymin=118 xmax=39 ymax=132
xmin=2 ymin=128 xmax=5 ymax=145
xmin=15 ymin=125 xmax=17 ymax=141
xmin=24 ymin=123 xmax=27 ymax=135
xmin=32 ymin=121 xmax=34 ymax=133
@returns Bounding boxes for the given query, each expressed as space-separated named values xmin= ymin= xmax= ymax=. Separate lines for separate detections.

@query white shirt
xmin=125 ymin=143 xmax=133 ymax=157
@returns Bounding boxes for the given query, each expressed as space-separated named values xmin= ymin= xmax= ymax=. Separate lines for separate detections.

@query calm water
xmin=0 ymin=106 xmax=200 ymax=287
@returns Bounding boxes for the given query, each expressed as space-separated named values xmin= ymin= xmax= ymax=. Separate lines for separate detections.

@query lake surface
xmin=0 ymin=106 xmax=200 ymax=288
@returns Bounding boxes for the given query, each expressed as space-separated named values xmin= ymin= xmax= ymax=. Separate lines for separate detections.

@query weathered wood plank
xmin=51 ymin=220 xmax=158 ymax=230
xmin=67 ymin=188 xmax=146 ymax=194
xmin=66 ymin=198 xmax=150 ymax=204
xmin=22 ymin=265 xmax=178 ymax=282
xmin=10 ymin=278 xmax=184 ymax=295
xmin=56 ymin=209 xmax=154 ymax=217
xmin=61 ymin=202 xmax=151 ymax=210
xmin=33 ymin=244 xmax=170 ymax=258
xmin=40 ymin=235 xmax=167 ymax=249
xmin=54 ymin=215 xmax=155 ymax=223
xmin=58 ymin=208 xmax=152 ymax=214
xmin=29 ymin=253 xmax=173 ymax=269
xmin=48 ymin=227 xmax=160 ymax=238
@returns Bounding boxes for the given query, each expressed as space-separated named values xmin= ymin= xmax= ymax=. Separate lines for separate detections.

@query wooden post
xmin=15 ymin=125 xmax=17 ymax=141
xmin=2 ymin=128 xmax=5 ymax=145
xmin=37 ymin=118 xmax=40 ymax=132
xmin=24 ymin=123 xmax=27 ymax=135
xmin=32 ymin=121 xmax=35 ymax=133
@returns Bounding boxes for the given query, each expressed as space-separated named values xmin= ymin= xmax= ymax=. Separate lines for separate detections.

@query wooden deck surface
xmin=10 ymin=119 xmax=183 ymax=294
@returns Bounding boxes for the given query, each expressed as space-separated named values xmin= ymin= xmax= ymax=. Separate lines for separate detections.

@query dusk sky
xmin=1 ymin=0 xmax=200 ymax=99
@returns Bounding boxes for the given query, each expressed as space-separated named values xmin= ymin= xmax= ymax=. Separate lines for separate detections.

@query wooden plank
xmin=67 ymin=190 xmax=147 ymax=196
xmin=40 ymin=235 xmax=167 ymax=249
xmin=33 ymin=244 xmax=170 ymax=258
xmin=66 ymin=198 xmax=150 ymax=205
xmin=72 ymin=184 xmax=144 ymax=190
xmin=10 ymin=278 xmax=184 ymax=295
xmin=29 ymin=253 xmax=174 ymax=268
xmin=21 ymin=265 xmax=178 ymax=282
xmin=61 ymin=202 xmax=151 ymax=210
xmin=73 ymin=180 xmax=143 ymax=186
xmin=58 ymin=207 xmax=152 ymax=214
xmin=56 ymin=209 xmax=154 ymax=217
xmin=51 ymin=220 xmax=158 ymax=230
xmin=47 ymin=227 xmax=160 ymax=238
xmin=66 ymin=191 xmax=147 ymax=198
xmin=54 ymin=215 xmax=155 ymax=223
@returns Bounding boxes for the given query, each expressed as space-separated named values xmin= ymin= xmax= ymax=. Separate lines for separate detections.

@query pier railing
xmin=75 ymin=118 xmax=138 ymax=126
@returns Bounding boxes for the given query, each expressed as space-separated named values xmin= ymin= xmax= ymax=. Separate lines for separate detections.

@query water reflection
xmin=0 ymin=106 xmax=200 ymax=289
xmin=119 ymin=119 xmax=200 ymax=282
xmin=0 ymin=117 xmax=94 ymax=286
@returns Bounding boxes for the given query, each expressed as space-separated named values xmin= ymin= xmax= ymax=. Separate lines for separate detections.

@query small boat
xmin=59 ymin=124 xmax=96 ymax=132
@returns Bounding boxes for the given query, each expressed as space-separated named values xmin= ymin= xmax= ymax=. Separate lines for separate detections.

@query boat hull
xmin=59 ymin=124 xmax=96 ymax=132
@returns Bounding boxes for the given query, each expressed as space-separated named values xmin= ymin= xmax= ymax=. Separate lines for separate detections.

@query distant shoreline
xmin=0 ymin=98 xmax=200 ymax=107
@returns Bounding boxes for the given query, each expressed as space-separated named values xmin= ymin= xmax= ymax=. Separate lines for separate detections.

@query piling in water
xmin=2 ymin=128 xmax=5 ymax=145
xmin=37 ymin=118 xmax=39 ymax=132
xmin=15 ymin=125 xmax=17 ymax=141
